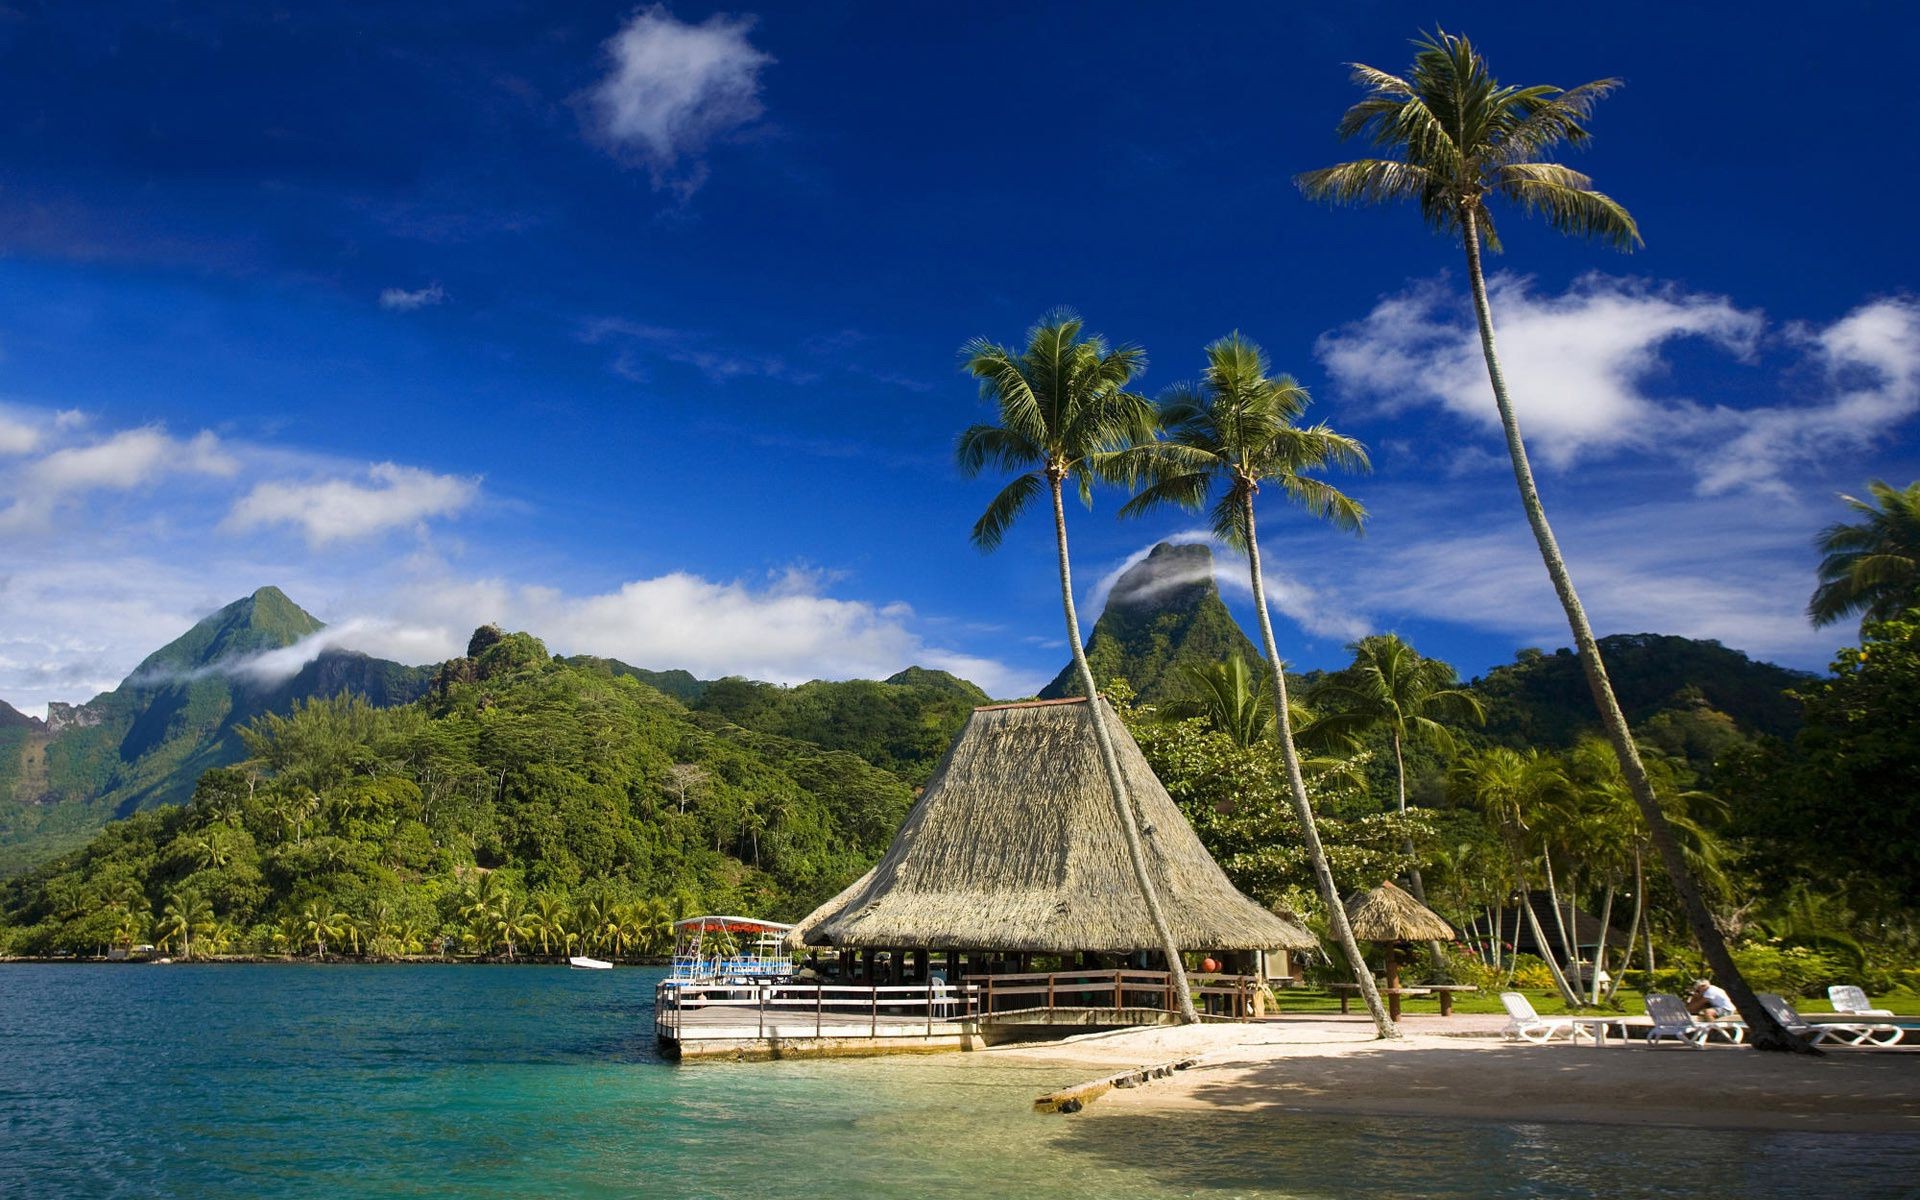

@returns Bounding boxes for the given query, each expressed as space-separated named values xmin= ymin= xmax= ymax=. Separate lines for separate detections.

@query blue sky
xmin=1 ymin=1 xmax=1916 ymax=715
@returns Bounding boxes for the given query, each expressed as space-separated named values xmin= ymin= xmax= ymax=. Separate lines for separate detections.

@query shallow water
xmin=3 ymin=964 xmax=1916 ymax=1199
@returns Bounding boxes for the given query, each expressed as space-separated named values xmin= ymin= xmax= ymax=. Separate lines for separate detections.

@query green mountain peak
xmin=131 ymin=587 xmax=326 ymax=680
xmin=1039 ymin=541 xmax=1262 ymax=702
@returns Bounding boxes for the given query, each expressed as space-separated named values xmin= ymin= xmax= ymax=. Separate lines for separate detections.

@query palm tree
xmin=1298 ymin=30 xmax=1801 ymax=1051
xmin=158 ymin=890 xmax=215 ymax=961
xmin=493 ymin=893 xmax=534 ymax=962
xmin=531 ymin=893 xmax=571 ymax=960
xmin=1809 ymin=480 xmax=1920 ymax=628
xmin=1448 ymin=747 xmax=1582 ymax=1005
xmin=957 ymin=310 xmax=1197 ymax=1023
xmin=300 ymin=898 xmax=345 ymax=958
xmin=1311 ymin=633 xmax=1485 ymax=904
xmin=1118 ymin=330 xmax=1394 ymax=1038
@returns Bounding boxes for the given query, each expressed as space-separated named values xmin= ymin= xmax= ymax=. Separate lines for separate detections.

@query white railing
xmin=655 ymin=980 xmax=982 ymax=1042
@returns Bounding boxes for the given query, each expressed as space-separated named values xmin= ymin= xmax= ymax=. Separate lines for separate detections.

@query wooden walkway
xmin=654 ymin=969 xmax=1263 ymax=1060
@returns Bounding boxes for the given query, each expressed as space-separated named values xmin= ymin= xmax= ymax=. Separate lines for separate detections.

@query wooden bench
xmin=1325 ymin=983 xmax=1480 ymax=1016
xmin=1425 ymin=984 xmax=1480 ymax=1016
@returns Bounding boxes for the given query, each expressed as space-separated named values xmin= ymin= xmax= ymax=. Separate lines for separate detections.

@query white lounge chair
xmin=1760 ymin=993 xmax=1902 ymax=1048
xmin=1829 ymin=985 xmax=1895 ymax=1018
xmin=1499 ymin=991 xmax=1620 ymax=1044
xmin=1645 ymin=992 xmax=1743 ymax=1048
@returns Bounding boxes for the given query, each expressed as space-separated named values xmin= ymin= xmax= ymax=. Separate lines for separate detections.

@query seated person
xmin=1686 ymin=979 xmax=1736 ymax=1019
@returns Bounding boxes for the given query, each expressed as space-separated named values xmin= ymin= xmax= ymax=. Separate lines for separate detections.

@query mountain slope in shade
xmin=0 ymin=588 xmax=433 ymax=874
xmin=1040 ymin=541 xmax=1263 ymax=703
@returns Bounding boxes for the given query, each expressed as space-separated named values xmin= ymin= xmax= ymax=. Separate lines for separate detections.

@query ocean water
xmin=3 ymin=964 xmax=1917 ymax=1199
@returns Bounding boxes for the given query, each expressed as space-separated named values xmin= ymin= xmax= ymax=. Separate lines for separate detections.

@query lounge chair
xmin=1829 ymin=985 xmax=1895 ymax=1018
xmin=1645 ymin=992 xmax=1743 ymax=1048
xmin=1759 ymin=993 xmax=1903 ymax=1048
xmin=1499 ymin=991 xmax=1620 ymax=1044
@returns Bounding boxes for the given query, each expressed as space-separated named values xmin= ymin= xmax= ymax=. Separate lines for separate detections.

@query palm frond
xmin=1494 ymin=165 xmax=1641 ymax=249
xmin=970 ymin=471 xmax=1043 ymax=552
xmin=955 ymin=423 xmax=1042 ymax=478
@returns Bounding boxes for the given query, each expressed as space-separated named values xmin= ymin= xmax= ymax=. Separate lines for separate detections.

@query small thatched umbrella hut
xmin=793 ymin=697 xmax=1314 ymax=988
xmin=1345 ymin=880 xmax=1455 ymax=1019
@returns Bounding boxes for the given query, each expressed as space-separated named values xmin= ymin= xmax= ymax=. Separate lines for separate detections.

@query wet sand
xmin=989 ymin=1014 xmax=1920 ymax=1133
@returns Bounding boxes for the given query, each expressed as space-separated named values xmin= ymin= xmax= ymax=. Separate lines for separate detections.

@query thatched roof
xmin=1344 ymin=880 xmax=1454 ymax=943
xmin=793 ymin=697 xmax=1316 ymax=953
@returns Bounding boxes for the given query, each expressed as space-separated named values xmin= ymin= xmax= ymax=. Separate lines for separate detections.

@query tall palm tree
xmin=531 ymin=893 xmax=571 ymax=960
xmin=1118 ymin=331 xmax=1396 ymax=1038
xmin=1311 ymin=633 xmax=1485 ymax=903
xmin=957 ymin=310 xmax=1198 ymax=1023
xmin=1298 ymin=29 xmax=1802 ymax=1051
xmin=493 ymin=893 xmax=534 ymax=962
xmin=1809 ymin=479 xmax=1920 ymax=628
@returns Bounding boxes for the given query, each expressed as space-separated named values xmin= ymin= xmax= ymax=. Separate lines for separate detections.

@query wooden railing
xmin=963 ymin=970 xmax=1261 ymax=1020
xmin=655 ymin=979 xmax=982 ymax=1043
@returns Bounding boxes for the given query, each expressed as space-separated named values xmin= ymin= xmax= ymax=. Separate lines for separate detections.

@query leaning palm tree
xmin=1809 ymin=479 xmax=1920 ymax=628
xmin=1310 ymin=633 xmax=1485 ymax=904
xmin=957 ymin=310 xmax=1197 ymax=1023
xmin=300 ymin=898 xmax=345 ymax=958
xmin=1298 ymin=29 xmax=1802 ymax=1051
xmin=1119 ymin=330 xmax=1396 ymax=1038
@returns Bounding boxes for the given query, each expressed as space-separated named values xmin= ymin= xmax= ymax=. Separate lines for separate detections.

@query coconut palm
xmin=492 ymin=893 xmax=534 ymax=961
xmin=158 ymin=889 xmax=215 ymax=961
xmin=300 ymin=898 xmax=346 ymax=958
xmin=1448 ymin=747 xmax=1582 ymax=1004
xmin=1298 ymin=29 xmax=1800 ymax=1051
xmin=1310 ymin=634 xmax=1484 ymax=904
xmin=1118 ymin=330 xmax=1394 ymax=1038
xmin=957 ymin=310 xmax=1198 ymax=1023
xmin=1809 ymin=479 xmax=1920 ymax=628
xmin=531 ymin=893 xmax=571 ymax=960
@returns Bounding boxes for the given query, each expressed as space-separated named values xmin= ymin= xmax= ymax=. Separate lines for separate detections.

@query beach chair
xmin=1829 ymin=985 xmax=1895 ymax=1018
xmin=1644 ymin=992 xmax=1742 ymax=1048
xmin=1759 ymin=993 xmax=1902 ymax=1048
xmin=1499 ymin=991 xmax=1617 ymax=1044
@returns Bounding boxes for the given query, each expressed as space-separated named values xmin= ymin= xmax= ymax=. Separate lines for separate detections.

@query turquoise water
xmin=4 ymin=965 xmax=1917 ymax=1199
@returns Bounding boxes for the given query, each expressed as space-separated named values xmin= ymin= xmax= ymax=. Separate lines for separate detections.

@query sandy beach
xmin=993 ymin=1014 xmax=1920 ymax=1134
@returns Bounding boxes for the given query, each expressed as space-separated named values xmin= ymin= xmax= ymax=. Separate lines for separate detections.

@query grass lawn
xmin=1269 ymin=985 xmax=1920 ymax=1019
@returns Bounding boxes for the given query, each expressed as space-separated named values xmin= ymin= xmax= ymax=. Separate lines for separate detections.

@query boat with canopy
xmin=667 ymin=915 xmax=796 ymax=987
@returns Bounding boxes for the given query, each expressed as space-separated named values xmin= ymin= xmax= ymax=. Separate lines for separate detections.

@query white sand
xmin=987 ymin=1015 xmax=1920 ymax=1133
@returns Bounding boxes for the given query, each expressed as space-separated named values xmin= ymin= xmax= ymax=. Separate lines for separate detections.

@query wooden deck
xmin=654 ymin=969 xmax=1263 ymax=1060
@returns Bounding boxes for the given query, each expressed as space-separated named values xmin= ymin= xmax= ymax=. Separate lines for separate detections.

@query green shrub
xmin=1506 ymin=954 xmax=1555 ymax=991
xmin=1729 ymin=941 xmax=1847 ymax=998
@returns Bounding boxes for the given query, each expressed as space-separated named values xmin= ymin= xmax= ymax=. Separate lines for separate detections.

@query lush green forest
xmin=0 ymin=628 xmax=921 ymax=958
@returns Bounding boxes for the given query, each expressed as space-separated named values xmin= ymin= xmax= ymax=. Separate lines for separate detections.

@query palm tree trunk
xmin=1614 ymin=849 xmax=1645 ymax=1001
xmin=1392 ymin=730 xmax=1448 ymax=972
xmin=1460 ymin=211 xmax=1806 ymax=1052
xmin=1243 ymin=494 xmax=1397 ymax=1038
xmin=1589 ymin=883 xmax=1615 ymax=1004
xmin=1542 ymin=848 xmax=1579 ymax=986
xmin=1518 ymin=873 xmax=1581 ymax=1006
xmin=1050 ymin=476 xmax=1197 ymax=1023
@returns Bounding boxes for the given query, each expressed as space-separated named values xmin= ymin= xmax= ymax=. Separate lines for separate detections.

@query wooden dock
xmin=654 ymin=969 xmax=1263 ymax=1060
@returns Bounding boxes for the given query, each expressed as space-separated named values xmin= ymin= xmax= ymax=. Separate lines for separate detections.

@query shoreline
xmin=986 ymin=1017 xmax=1920 ymax=1135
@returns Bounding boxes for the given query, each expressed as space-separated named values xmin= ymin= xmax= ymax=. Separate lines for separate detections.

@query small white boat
xmin=568 ymin=955 xmax=613 ymax=970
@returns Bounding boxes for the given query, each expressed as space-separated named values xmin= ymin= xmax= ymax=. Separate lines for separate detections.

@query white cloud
xmin=224 ymin=462 xmax=481 ymax=546
xmin=1696 ymin=298 xmax=1920 ymax=495
xmin=1318 ymin=278 xmax=1920 ymax=495
xmin=1318 ymin=274 xmax=1762 ymax=467
xmin=1249 ymin=484 xmax=1842 ymax=669
xmin=588 ymin=5 xmax=773 ymax=194
xmin=0 ymin=427 xmax=237 ymax=529
xmin=378 ymin=283 xmax=447 ymax=311
xmin=0 ymin=412 xmax=42 ymax=455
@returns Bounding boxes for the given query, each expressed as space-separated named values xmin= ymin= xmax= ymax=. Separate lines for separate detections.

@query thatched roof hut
xmin=794 ymin=697 xmax=1314 ymax=954
xmin=1345 ymin=881 xmax=1454 ymax=944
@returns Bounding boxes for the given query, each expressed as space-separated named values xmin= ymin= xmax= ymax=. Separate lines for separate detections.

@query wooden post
xmin=871 ymin=983 xmax=879 ymax=1037
xmin=816 ymin=982 xmax=823 ymax=1037
xmin=759 ymin=984 xmax=766 ymax=1038
xmin=1386 ymin=945 xmax=1402 ymax=1022
xmin=1115 ymin=969 xmax=1124 ymax=1016
xmin=1047 ymin=972 xmax=1056 ymax=1012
